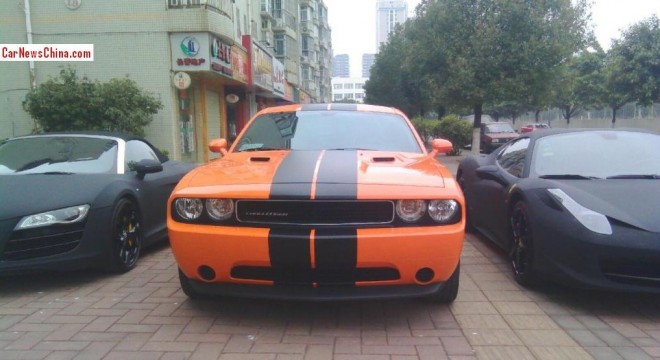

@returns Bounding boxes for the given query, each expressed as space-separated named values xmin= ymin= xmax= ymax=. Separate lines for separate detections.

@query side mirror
xmin=429 ymin=138 xmax=453 ymax=157
xmin=475 ymin=165 xmax=506 ymax=185
xmin=134 ymin=159 xmax=163 ymax=179
xmin=209 ymin=138 xmax=228 ymax=155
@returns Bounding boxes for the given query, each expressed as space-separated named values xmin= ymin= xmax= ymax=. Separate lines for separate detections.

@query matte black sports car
xmin=457 ymin=128 xmax=660 ymax=292
xmin=0 ymin=133 xmax=196 ymax=273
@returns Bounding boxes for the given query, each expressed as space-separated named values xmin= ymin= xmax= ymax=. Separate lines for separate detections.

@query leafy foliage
xmin=23 ymin=67 xmax=162 ymax=136
xmin=367 ymin=0 xmax=590 ymax=152
xmin=411 ymin=115 xmax=472 ymax=155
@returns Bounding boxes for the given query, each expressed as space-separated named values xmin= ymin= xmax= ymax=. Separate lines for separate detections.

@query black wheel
xmin=457 ymin=174 xmax=474 ymax=232
xmin=509 ymin=201 xmax=537 ymax=286
xmin=178 ymin=268 xmax=202 ymax=299
xmin=108 ymin=198 xmax=141 ymax=273
xmin=427 ymin=263 xmax=460 ymax=304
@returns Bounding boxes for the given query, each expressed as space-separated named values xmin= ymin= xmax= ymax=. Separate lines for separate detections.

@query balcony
xmin=168 ymin=0 xmax=233 ymax=19
xmin=168 ymin=0 xmax=235 ymax=39
xmin=260 ymin=0 xmax=273 ymax=18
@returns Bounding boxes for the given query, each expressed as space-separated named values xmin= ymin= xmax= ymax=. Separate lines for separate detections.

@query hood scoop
xmin=250 ymin=156 xmax=271 ymax=162
xmin=372 ymin=156 xmax=396 ymax=163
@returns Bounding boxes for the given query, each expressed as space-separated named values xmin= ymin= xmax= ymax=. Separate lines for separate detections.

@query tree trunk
xmin=471 ymin=104 xmax=483 ymax=154
xmin=611 ymin=107 xmax=617 ymax=128
xmin=535 ymin=109 xmax=541 ymax=123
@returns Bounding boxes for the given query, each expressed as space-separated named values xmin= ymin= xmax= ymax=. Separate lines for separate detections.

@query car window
xmin=484 ymin=123 xmax=515 ymax=134
xmin=0 ymin=136 xmax=118 ymax=175
xmin=125 ymin=140 xmax=160 ymax=171
xmin=496 ymin=138 xmax=530 ymax=177
xmin=235 ymin=111 xmax=422 ymax=153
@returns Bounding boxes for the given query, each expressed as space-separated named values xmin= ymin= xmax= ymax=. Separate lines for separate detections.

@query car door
xmin=123 ymin=140 xmax=176 ymax=242
xmin=474 ymin=138 xmax=530 ymax=248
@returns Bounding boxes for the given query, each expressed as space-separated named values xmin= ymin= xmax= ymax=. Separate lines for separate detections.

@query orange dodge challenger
xmin=168 ymin=103 xmax=465 ymax=303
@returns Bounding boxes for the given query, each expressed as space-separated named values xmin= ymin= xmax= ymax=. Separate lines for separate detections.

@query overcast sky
xmin=324 ymin=0 xmax=660 ymax=77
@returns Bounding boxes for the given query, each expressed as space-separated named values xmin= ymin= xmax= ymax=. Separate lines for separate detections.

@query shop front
xmin=170 ymin=32 xmax=249 ymax=163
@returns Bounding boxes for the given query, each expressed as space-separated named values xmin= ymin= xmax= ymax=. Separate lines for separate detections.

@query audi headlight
xmin=396 ymin=200 xmax=426 ymax=223
xmin=174 ymin=198 xmax=203 ymax=220
xmin=547 ymin=189 xmax=612 ymax=235
xmin=15 ymin=204 xmax=90 ymax=230
xmin=428 ymin=200 xmax=459 ymax=223
xmin=206 ymin=199 xmax=234 ymax=221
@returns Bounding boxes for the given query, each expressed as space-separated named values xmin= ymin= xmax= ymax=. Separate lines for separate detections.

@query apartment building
xmin=1 ymin=0 xmax=332 ymax=162
xmin=375 ymin=0 xmax=408 ymax=50
xmin=332 ymin=53 xmax=349 ymax=77
xmin=331 ymin=77 xmax=367 ymax=103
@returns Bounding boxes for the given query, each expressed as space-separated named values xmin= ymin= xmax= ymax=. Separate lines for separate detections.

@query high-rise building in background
xmin=332 ymin=54 xmax=350 ymax=77
xmin=362 ymin=54 xmax=376 ymax=78
xmin=375 ymin=0 xmax=408 ymax=50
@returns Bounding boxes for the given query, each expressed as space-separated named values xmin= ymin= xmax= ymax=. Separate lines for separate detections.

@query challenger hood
xmin=0 ymin=174 xmax=117 ymax=221
xmin=554 ymin=180 xmax=660 ymax=233
xmin=180 ymin=150 xmax=450 ymax=199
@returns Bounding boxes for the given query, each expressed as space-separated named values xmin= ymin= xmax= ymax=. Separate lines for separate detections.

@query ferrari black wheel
xmin=510 ymin=201 xmax=537 ymax=286
xmin=108 ymin=198 xmax=141 ymax=273
xmin=427 ymin=262 xmax=460 ymax=304
xmin=178 ymin=268 xmax=202 ymax=299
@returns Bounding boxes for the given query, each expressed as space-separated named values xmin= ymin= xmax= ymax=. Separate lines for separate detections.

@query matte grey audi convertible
xmin=0 ymin=132 xmax=195 ymax=273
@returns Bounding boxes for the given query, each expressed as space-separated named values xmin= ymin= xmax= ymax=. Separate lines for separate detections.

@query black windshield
xmin=0 ymin=136 xmax=118 ymax=175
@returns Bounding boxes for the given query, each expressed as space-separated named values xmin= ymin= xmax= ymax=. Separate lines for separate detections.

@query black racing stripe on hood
xmin=269 ymin=151 xmax=321 ymax=200
xmin=268 ymin=228 xmax=313 ymax=285
xmin=314 ymin=150 xmax=358 ymax=200
xmin=300 ymin=104 xmax=328 ymax=111
xmin=314 ymin=228 xmax=358 ymax=286
xmin=328 ymin=103 xmax=358 ymax=111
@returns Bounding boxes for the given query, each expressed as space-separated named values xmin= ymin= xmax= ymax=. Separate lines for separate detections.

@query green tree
xmin=23 ymin=67 xmax=162 ymax=136
xmin=403 ymin=0 xmax=590 ymax=153
xmin=552 ymin=44 xmax=606 ymax=125
xmin=603 ymin=15 xmax=660 ymax=126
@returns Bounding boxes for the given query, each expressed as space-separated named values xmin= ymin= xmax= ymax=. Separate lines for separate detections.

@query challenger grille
xmin=236 ymin=200 xmax=395 ymax=225
xmin=2 ymin=223 xmax=84 ymax=261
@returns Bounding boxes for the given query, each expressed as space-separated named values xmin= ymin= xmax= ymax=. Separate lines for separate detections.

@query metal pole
xmin=23 ymin=0 xmax=36 ymax=89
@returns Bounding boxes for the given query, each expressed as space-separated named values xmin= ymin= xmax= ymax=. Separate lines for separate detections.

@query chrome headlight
xmin=547 ymin=189 xmax=612 ymax=235
xmin=428 ymin=200 xmax=459 ymax=223
xmin=174 ymin=198 xmax=203 ymax=220
xmin=15 ymin=205 xmax=90 ymax=230
xmin=205 ymin=199 xmax=234 ymax=221
xmin=396 ymin=200 xmax=426 ymax=223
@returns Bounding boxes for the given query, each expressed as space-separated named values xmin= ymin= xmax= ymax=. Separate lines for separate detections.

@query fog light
xmin=198 ymin=265 xmax=216 ymax=281
xmin=415 ymin=268 xmax=434 ymax=284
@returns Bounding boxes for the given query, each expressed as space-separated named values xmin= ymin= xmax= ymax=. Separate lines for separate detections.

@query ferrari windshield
xmin=532 ymin=131 xmax=660 ymax=179
xmin=235 ymin=111 xmax=422 ymax=153
xmin=0 ymin=136 xmax=118 ymax=175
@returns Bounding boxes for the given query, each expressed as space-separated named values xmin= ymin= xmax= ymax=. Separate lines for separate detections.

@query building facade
xmin=332 ymin=53 xmax=349 ymax=78
xmin=362 ymin=53 xmax=375 ymax=78
xmin=331 ymin=77 xmax=367 ymax=103
xmin=375 ymin=0 xmax=407 ymax=50
xmin=1 ymin=0 xmax=332 ymax=162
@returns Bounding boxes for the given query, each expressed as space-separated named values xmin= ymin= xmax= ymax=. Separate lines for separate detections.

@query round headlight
xmin=205 ymin=199 xmax=234 ymax=221
xmin=428 ymin=200 xmax=459 ymax=223
xmin=396 ymin=200 xmax=426 ymax=223
xmin=174 ymin=198 xmax=203 ymax=220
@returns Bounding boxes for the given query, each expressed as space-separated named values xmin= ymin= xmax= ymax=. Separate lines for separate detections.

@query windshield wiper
xmin=27 ymin=171 xmax=74 ymax=175
xmin=606 ymin=174 xmax=660 ymax=179
xmin=539 ymin=174 xmax=601 ymax=180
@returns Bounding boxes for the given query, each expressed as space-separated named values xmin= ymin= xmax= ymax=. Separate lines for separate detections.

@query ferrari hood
xmin=556 ymin=180 xmax=660 ymax=233
xmin=181 ymin=150 xmax=449 ymax=200
xmin=0 ymin=174 xmax=116 ymax=221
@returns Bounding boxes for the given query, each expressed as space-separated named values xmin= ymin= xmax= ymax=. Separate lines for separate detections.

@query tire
xmin=107 ymin=198 xmax=141 ymax=273
xmin=509 ymin=201 xmax=537 ymax=286
xmin=178 ymin=268 xmax=202 ymax=299
xmin=457 ymin=174 xmax=474 ymax=233
xmin=427 ymin=263 xmax=460 ymax=304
